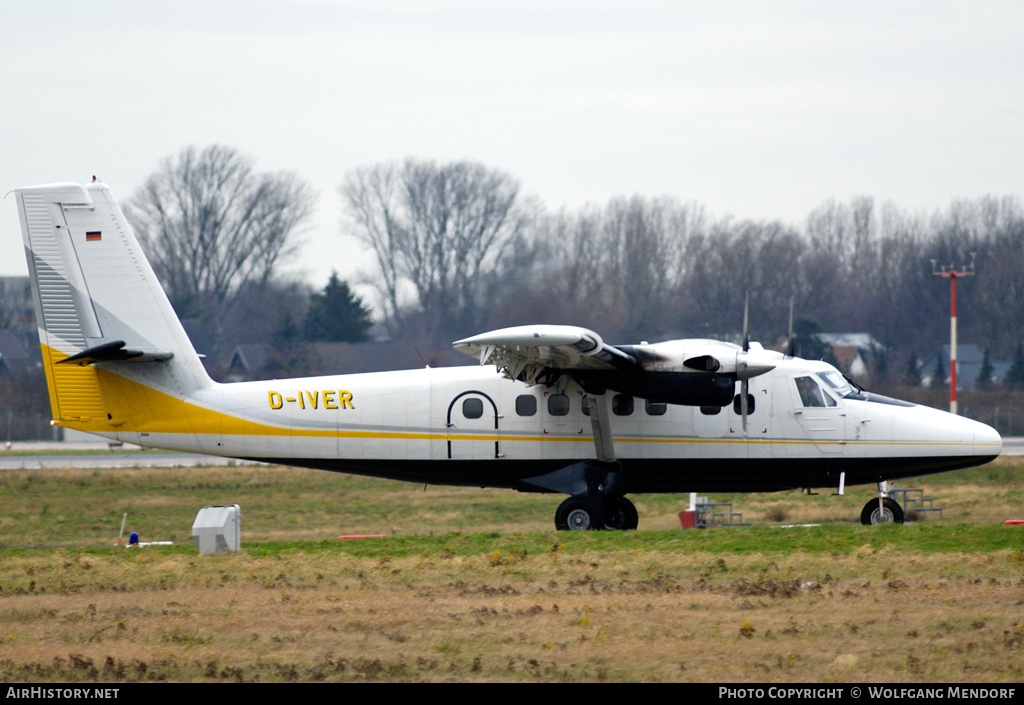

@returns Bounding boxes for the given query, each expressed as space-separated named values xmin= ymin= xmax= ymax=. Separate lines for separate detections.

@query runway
xmin=0 ymin=441 xmax=264 ymax=470
xmin=1002 ymin=437 xmax=1024 ymax=455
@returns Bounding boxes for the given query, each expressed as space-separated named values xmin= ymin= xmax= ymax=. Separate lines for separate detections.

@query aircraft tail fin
xmin=15 ymin=181 xmax=213 ymax=434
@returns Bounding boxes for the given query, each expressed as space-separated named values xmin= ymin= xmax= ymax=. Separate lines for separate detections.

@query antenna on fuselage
xmin=414 ymin=347 xmax=430 ymax=369
xmin=733 ymin=292 xmax=776 ymax=433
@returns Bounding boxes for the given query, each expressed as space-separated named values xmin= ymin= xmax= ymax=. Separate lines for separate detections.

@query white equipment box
xmin=192 ymin=504 xmax=241 ymax=554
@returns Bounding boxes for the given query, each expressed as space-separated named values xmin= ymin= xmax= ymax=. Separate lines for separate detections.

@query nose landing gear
xmin=860 ymin=482 xmax=906 ymax=525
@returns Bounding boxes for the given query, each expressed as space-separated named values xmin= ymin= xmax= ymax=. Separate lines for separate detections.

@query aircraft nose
xmin=974 ymin=420 xmax=1003 ymax=456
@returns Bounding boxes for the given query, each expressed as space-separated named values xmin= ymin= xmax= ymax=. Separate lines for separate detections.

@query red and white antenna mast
xmin=932 ymin=253 xmax=976 ymax=415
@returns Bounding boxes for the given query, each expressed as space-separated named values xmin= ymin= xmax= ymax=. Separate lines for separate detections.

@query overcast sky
xmin=3 ymin=1 xmax=1023 ymax=291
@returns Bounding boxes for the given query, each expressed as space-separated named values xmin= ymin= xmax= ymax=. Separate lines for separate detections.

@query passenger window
xmin=645 ymin=400 xmax=667 ymax=416
xmin=548 ymin=393 xmax=570 ymax=416
xmin=462 ymin=397 xmax=483 ymax=419
xmin=515 ymin=394 xmax=537 ymax=416
xmin=733 ymin=394 xmax=755 ymax=415
xmin=700 ymin=406 xmax=721 ymax=415
xmin=612 ymin=394 xmax=634 ymax=416
xmin=581 ymin=396 xmax=591 ymax=416
xmin=795 ymin=376 xmax=835 ymax=408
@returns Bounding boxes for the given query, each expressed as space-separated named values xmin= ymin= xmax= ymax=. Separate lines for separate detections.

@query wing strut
xmin=587 ymin=393 xmax=616 ymax=463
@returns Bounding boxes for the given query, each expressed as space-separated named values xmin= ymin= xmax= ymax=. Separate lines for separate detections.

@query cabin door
xmin=446 ymin=390 xmax=501 ymax=460
xmin=789 ymin=375 xmax=846 ymax=453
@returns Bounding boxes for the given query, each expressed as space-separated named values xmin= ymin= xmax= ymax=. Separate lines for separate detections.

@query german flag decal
xmin=86 ymin=231 xmax=102 ymax=242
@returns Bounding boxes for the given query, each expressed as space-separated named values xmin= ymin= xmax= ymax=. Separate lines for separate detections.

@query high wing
xmin=453 ymin=325 xmax=636 ymax=383
xmin=454 ymin=324 xmax=781 ymax=408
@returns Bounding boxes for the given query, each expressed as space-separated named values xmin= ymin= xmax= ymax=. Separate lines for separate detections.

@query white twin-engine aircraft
xmin=14 ymin=181 xmax=1002 ymax=530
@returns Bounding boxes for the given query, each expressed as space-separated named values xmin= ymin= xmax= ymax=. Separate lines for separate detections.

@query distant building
xmin=226 ymin=343 xmax=271 ymax=380
xmin=771 ymin=332 xmax=883 ymax=381
xmin=0 ymin=276 xmax=38 ymax=359
xmin=821 ymin=334 xmax=886 ymax=380
xmin=0 ymin=329 xmax=39 ymax=377
xmin=918 ymin=344 xmax=1009 ymax=390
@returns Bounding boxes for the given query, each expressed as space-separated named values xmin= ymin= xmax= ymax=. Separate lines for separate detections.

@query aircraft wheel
xmin=860 ymin=497 xmax=905 ymax=525
xmin=603 ymin=496 xmax=639 ymax=531
xmin=555 ymin=496 xmax=606 ymax=531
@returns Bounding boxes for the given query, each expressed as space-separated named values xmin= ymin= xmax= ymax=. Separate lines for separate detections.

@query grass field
xmin=0 ymin=456 xmax=1021 ymax=683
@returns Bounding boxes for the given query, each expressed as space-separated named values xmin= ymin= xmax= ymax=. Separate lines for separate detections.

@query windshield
xmin=813 ymin=368 xmax=915 ymax=407
xmin=816 ymin=370 xmax=855 ymax=398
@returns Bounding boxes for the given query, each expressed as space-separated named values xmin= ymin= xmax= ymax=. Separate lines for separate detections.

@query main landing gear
xmin=554 ymin=495 xmax=639 ymax=531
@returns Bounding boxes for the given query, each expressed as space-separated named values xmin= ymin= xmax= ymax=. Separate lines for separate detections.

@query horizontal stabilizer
xmin=56 ymin=340 xmax=174 ymax=366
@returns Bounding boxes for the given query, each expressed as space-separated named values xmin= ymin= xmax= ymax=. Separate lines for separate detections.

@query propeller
xmin=734 ymin=292 xmax=777 ymax=432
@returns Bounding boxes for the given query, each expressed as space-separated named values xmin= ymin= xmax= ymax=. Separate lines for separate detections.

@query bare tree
xmin=340 ymin=159 xmax=534 ymax=339
xmin=0 ymin=277 xmax=31 ymax=331
xmin=124 ymin=145 xmax=316 ymax=318
xmin=531 ymin=197 xmax=705 ymax=338
xmin=679 ymin=218 xmax=806 ymax=340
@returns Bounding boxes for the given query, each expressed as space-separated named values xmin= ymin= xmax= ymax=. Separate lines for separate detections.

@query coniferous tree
xmin=931 ymin=351 xmax=946 ymax=389
xmin=903 ymin=352 xmax=922 ymax=387
xmin=976 ymin=348 xmax=994 ymax=391
xmin=1005 ymin=343 xmax=1024 ymax=390
xmin=303 ymin=273 xmax=373 ymax=343
xmin=792 ymin=318 xmax=828 ymax=360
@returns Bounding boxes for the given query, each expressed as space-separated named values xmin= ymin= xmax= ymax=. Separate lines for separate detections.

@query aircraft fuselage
xmin=94 ymin=357 xmax=1000 ymax=496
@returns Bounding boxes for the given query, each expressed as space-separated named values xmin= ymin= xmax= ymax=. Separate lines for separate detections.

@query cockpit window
xmin=795 ymin=376 xmax=836 ymax=407
xmin=816 ymin=370 xmax=855 ymax=398
xmin=807 ymin=369 xmax=915 ymax=407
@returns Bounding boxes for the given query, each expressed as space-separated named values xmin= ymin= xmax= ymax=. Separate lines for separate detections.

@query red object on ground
xmin=678 ymin=511 xmax=697 ymax=530
xmin=338 ymin=534 xmax=387 ymax=539
xmin=1004 ymin=520 xmax=1024 ymax=525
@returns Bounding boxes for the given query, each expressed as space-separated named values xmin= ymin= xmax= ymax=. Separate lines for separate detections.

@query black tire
xmin=555 ymin=496 xmax=606 ymax=531
xmin=603 ymin=496 xmax=639 ymax=530
xmin=860 ymin=497 xmax=905 ymax=525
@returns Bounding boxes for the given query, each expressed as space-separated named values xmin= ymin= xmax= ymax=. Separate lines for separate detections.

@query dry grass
xmin=0 ymin=548 xmax=1021 ymax=682
xmin=0 ymin=456 xmax=1022 ymax=682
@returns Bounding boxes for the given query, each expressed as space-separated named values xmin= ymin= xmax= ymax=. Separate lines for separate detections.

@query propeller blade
xmin=742 ymin=292 xmax=750 ymax=352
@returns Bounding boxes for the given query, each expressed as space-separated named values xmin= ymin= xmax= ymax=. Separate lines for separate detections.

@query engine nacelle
xmin=575 ymin=370 xmax=736 ymax=407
